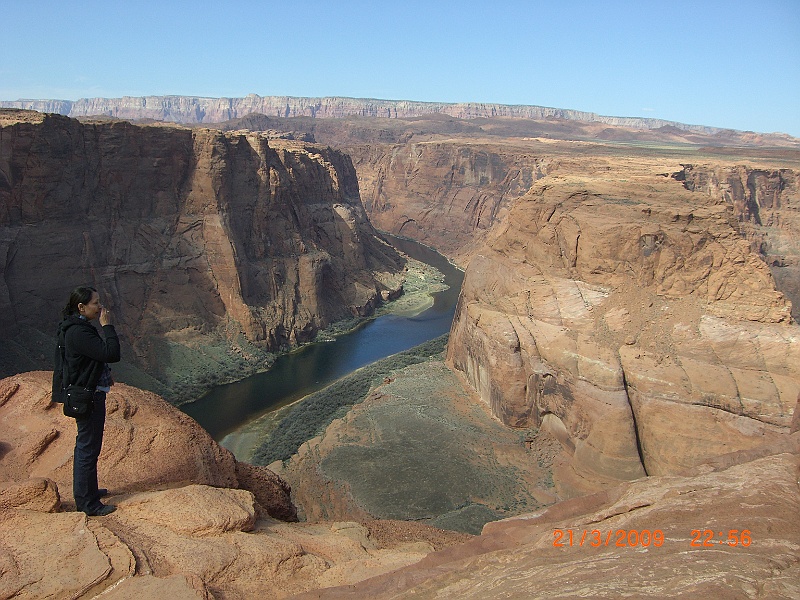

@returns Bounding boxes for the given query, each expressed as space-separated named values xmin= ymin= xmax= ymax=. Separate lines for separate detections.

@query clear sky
xmin=2 ymin=0 xmax=799 ymax=136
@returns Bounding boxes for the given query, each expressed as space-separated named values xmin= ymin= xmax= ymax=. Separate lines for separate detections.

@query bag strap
xmin=58 ymin=329 xmax=70 ymax=390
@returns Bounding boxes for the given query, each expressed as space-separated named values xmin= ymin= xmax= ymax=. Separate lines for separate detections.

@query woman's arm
xmin=67 ymin=323 xmax=121 ymax=364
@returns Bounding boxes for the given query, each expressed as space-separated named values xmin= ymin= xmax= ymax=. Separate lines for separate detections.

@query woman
xmin=53 ymin=286 xmax=121 ymax=516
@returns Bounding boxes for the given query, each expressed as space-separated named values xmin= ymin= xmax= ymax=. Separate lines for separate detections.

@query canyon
xmin=0 ymin=109 xmax=405 ymax=402
xmin=1 ymin=99 xmax=799 ymax=597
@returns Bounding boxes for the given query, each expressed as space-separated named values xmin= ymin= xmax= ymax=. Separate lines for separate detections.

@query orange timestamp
xmin=553 ymin=528 xmax=753 ymax=548
xmin=690 ymin=529 xmax=752 ymax=547
xmin=553 ymin=529 xmax=665 ymax=548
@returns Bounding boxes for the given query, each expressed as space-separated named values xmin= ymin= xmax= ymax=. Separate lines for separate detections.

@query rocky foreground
xmin=2 ymin=371 xmax=797 ymax=598
xmin=0 ymin=371 xmax=470 ymax=599
xmin=296 ymin=446 xmax=800 ymax=599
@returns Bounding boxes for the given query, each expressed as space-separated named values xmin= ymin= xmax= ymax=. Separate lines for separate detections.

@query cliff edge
xmin=447 ymin=150 xmax=800 ymax=498
xmin=0 ymin=110 xmax=406 ymax=401
xmin=0 ymin=371 xmax=471 ymax=598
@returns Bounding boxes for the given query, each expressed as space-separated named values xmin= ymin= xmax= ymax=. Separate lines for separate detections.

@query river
xmin=181 ymin=235 xmax=464 ymax=441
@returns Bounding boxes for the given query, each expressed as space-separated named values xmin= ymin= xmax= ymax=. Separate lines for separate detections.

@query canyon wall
xmin=0 ymin=94 xmax=746 ymax=134
xmin=214 ymin=113 xmax=800 ymax=504
xmin=350 ymin=141 xmax=549 ymax=260
xmin=446 ymin=151 xmax=800 ymax=498
xmin=0 ymin=109 xmax=405 ymax=400
xmin=676 ymin=163 xmax=800 ymax=318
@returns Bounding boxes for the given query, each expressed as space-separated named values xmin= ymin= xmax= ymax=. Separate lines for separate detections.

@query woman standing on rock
xmin=53 ymin=286 xmax=120 ymax=516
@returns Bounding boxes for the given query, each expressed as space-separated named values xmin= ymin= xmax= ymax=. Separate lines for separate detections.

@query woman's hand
xmin=99 ymin=307 xmax=112 ymax=326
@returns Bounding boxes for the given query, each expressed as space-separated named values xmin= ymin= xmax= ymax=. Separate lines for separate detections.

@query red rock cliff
xmin=446 ymin=150 xmax=800 ymax=498
xmin=0 ymin=110 xmax=405 ymax=397
xmin=675 ymin=163 xmax=800 ymax=318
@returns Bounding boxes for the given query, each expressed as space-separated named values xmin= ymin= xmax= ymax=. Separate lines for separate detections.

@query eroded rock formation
xmin=299 ymin=436 xmax=800 ymax=599
xmin=0 ymin=110 xmax=405 ymax=399
xmin=351 ymin=141 xmax=548 ymax=259
xmin=446 ymin=152 xmax=799 ymax=497
xmin=5 ymin=94 xmax=785 ymax=136
xmin=0 ymin=371 xmax=469 ymax=598
xmin=0 ymin=371 xmax=293 ymax=517
xmin=675 ymin=163 xmax=800 ymax=318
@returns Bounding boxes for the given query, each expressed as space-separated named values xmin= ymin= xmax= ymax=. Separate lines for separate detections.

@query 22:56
xmin=690 ymin=529 xmax=752 ymax=547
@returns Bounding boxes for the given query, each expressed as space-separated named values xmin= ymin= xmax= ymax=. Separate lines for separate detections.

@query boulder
xmin=0 ymin=477 xmax=60 ymax=512
xmin=0 ymin=371 xmax=295 ymax=519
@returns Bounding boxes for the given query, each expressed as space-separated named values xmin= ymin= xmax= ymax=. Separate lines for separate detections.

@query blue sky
xmin=2 ymin=0 xmax=799 ymax=136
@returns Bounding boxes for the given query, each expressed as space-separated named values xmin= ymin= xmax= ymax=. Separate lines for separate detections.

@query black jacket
xmin=51 ymin=315 xmax=121 ymax=402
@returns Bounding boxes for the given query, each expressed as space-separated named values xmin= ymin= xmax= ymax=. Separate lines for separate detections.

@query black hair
xmin=62 ymin=286 xmax=97 ymax=319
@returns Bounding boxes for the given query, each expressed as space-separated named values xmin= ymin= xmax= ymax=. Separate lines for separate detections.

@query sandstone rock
xmin=296 ymin=449 xmax=800 ymax=599
xmin=236 ymin=460 xmax=298 ymax=521
xmin=0 ymin=477 xmax=60 ymax=512
xmin=99 ymin=574 xmax=212 ymax=599
xmin=0 ymin=510 xmax=135 ymax=599
xmin=1 ymin=371 xmax=474 ymax=599
xmin=676 ymin=163 xmax=800 ymax=319
xmin=0 ymin=110 xmax=405 ymax=400
xmin=100 ymin=483 xmax=455 ymax=598
xmin=446 ymin=155 xmax=799 ymax=497
xmin=119 ymin=484 xmax=256 ymax=536
xmin=0 ymin=479 xmax=455 ymax=599
xmin=351 ymin=141 xmax=549 ymax=258
xmin=0 ymin=371 xmax=296 ymax=520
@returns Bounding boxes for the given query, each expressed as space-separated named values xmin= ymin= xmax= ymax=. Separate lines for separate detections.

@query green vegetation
xmin=251 ymin=334 xmax=449 ymax=465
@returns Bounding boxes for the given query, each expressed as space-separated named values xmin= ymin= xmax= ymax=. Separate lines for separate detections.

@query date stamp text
xmin=552 ymin=528 xmax=752 ymax=548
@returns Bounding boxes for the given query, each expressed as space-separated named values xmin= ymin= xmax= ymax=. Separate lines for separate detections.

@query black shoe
xmin=85 ymin=504 xmax=116 ymax=517
xmin=97 ymin=488 xmax=109 ymax=498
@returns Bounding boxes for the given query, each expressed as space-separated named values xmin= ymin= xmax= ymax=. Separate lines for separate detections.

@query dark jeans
xmin=73 ymin=391 xmax=106 ymax=513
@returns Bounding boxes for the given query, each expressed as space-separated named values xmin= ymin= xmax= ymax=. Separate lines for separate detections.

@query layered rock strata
xmin=0 ymin=94 xmax=743 ymax=133
xmin=675 ymin=163 xmax=800 ymax=318
xmin=299 ymin=436 xmax=800 ymax=599
xmin=0 ymin=110 xmax=405 ymax=398
xmin=447 ymin=154 xmax=800 ymax=498
xmin=351 ymin=140 xmax=549 ymax=259
xmin=6 ymin=95 xmax=800 ymax=144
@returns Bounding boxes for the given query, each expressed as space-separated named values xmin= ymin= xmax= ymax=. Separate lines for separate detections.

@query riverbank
xmin=225 ymin=335 xmax=450 ymax=461
xmin=264 ymin=351 xmax=560 ymax=534
xmin=153 ymin=253 xmax=449 ymax=407
xmin=181 ymin=239 xmax=462 ymax=439
xmin=312 ymin=255 xmax=449 ymax=341
xmin=216 ymin=255 xmax=453 ymax=459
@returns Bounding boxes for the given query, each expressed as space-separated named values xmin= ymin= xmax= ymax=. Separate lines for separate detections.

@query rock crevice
xmin=447 ymin=158 xmax=799 ymax=497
